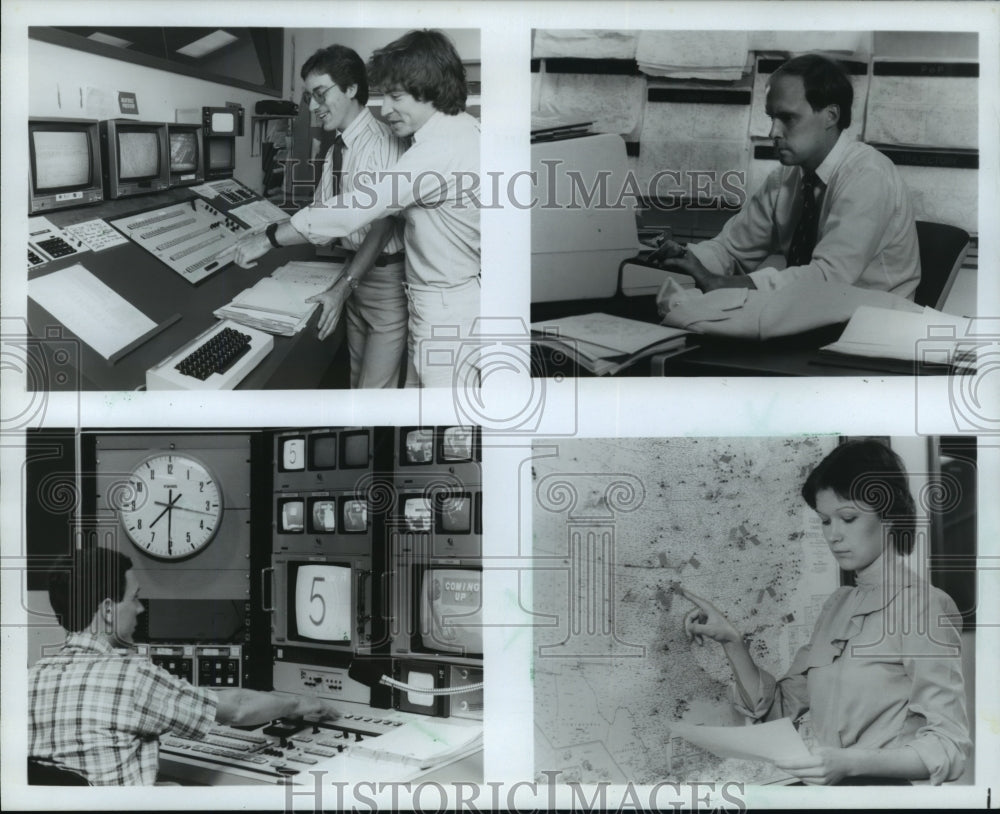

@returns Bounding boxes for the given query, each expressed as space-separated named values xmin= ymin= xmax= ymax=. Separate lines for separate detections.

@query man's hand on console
xmin=297 ymin=696 xmax=342 ymax=722
xmin=233 ymin=233 xmax=272 ymax=269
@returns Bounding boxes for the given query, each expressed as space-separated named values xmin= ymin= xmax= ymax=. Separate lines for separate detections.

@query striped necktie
xmin=787 ymin=171 xmax=822 ymax=267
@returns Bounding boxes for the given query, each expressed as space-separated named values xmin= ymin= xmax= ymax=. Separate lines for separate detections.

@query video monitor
xmin=310 ymin=434 xmax=337 ymax=470
xmin=308 ymin=498 xmax=338 ymax=534
xmin=100 ymin=119 xmax=169 ymax=198
xmin=436 ymin=493 xmax=473 ymax=534
xmin=207 ymin=138 xmax=235 ymax=172
xmin=420 ymin=568 xmax=483 ymax=656
xmin=440 ymin=426 xmax=475 ymax=462
xmin=28 ymin=118 xmax=104 ymax=213
xmin=340 ymin=431 xmax=370 ymax=468
xmin=403 ymin=497 xmax=433 ymax=533
xmin=278 ymin=437 xmax=306 ymax=472
xmin=170 ymin=131 xmax=199 ymax=172
xmin=278 ymin=498 xmax=305 ymax=534
xmin=290 ymin=562 xmax=351 ymax=644
xmin=203 ymin=106 xmax=244 ymax=136
xmin=167 ymin=124 xmax=203 ymax=186
xmin=402 ymin=428 xmax=435 ymax=464
xmin=119 ymin=130 xmax=160 ymax=179
xmin=341 ymin=499 xmax=368 ymax=533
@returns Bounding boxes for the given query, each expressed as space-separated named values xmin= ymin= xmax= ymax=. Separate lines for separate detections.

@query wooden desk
xmin=27 ymin=189 xmax=347 ymax=391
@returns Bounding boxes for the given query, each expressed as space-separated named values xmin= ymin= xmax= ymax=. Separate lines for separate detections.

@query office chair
xmin=27 ymin=758 xmax=90 ymax=785
xmin=913 ymin=220 xmax=971 ymax=310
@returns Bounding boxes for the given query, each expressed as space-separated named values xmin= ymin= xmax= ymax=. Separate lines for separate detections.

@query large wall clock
xmin=119 ymin=452 xmax=223 ymax=560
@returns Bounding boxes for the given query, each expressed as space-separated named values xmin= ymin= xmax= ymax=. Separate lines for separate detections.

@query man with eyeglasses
xmin=236 ymin=45 xmax=408 ymax=389
xmin=236 ymin=30 xmax=480 ymax=389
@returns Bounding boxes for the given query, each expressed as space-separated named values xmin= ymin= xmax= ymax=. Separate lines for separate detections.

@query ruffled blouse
xmin=732 ymin=556 xmax=971 ymax=784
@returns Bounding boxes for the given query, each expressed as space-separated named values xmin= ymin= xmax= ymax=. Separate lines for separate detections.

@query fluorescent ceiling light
xmin=88 ymin=32 xmax=132 ymax=48
xmin=176 ymin=30 xmax=238 ymax=59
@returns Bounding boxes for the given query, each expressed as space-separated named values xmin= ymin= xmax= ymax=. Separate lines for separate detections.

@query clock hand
xmin=154 ymin=502 xmax=217 ymax=517
xmin=149 ymin=491 xmax=182 ymax=528
xmin=167 ymin=497 xmax=173 ymax=555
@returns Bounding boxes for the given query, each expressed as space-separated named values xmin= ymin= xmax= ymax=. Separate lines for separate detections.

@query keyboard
xmin=146 ymin=320 xmax=273 ymax=390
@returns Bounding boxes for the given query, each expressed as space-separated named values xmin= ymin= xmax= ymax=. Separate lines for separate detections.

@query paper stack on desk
xmin=821 ymin=305 xmax=977 ymax=371
xmin=532 ymin=312 xmax=689 ymax=375
xmin=347 ymin=720 xmax=483 ymax=769
xmin=214 ymin=261 xmax=341 ymax=336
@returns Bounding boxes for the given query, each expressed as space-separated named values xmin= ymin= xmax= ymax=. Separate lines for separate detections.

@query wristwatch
xmin=265 ymin=222 xmax=282 ymax=249
xmin=343 ymin=274 xmax=359 ymax=291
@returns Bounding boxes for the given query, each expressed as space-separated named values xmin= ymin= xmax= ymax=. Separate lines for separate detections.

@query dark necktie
xmin=329 ymin=133 xmax=345 ymax=197
xmin=786 ymin=171 xmax=821 ymax=267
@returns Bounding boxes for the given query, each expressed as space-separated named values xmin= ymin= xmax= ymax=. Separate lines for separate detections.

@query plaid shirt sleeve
xmin=130 ymin=659 xmax=217 ymax=739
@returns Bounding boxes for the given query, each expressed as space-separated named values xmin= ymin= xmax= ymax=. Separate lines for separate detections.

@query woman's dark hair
xmin=802 ymin=440 xmax=917 ymax=554
xmin=772 ymin=53 xmax=854 ymax=130
xmin=48 ymin=546 xmax=133 ymax=632
xmin=301 ymin=44 xmax=369 ymax=106
xmin=368 ymin=30 xmax=467 ymax=115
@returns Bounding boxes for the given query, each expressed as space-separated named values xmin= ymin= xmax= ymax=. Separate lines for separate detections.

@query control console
xmin=110 ymin=199 xmax=249 ymax=283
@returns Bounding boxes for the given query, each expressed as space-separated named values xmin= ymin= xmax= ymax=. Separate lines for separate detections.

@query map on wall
xmin=530 ymin=436 xmax=839 ymax=785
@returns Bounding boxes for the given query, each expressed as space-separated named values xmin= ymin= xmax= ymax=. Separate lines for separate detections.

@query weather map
xmin=531 ymin=436 xmax=839 ymax=785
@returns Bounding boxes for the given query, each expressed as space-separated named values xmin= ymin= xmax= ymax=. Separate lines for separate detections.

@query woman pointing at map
xmin=679 ymin=440 xmax=970 ymax=785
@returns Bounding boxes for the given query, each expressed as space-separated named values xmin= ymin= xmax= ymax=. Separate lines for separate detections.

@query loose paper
xmin=28 ymin=264 xmax=156 ymax=360
xmin=670 ymin=718 xmax=812 ymax=765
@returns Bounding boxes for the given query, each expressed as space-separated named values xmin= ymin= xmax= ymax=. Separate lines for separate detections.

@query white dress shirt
xmin=292 ymin=110 xmax=480 ymax=287
xmin=689 ymin=132 xmax=921 ymax=299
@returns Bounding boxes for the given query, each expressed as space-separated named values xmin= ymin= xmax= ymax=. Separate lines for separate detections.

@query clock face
xmin=118 ymin=453 xmax=223 ymax=560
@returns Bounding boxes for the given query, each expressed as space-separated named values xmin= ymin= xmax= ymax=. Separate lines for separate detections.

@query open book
xmin=532 ymin=312 xmax=690 ymax=375
xmin=820 ymin=306 xmax=977 ymax=371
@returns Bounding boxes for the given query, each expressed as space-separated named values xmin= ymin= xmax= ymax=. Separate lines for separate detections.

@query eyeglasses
xmin=305 ymin=85 xmax=335 ymax=106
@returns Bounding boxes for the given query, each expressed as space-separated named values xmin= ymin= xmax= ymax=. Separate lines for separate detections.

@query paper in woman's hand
xmin=669 ymin=718 xmax=811 ymax=764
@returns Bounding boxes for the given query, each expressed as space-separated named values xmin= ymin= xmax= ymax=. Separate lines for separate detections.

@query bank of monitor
xmin=395 ymin=489 xmax=482 ymax=559
xmin=167 ymin=123 xmax=205 ymax=187
xmin=270 ymin=554 xmax=375 ymax=655
xmin=100 ymin=119 xmax=170 ymax=198
xmin=28 ymin=117 xmax=105 ymax=214
xmin=275 ymin=428 xmax=378 ymax=491
xmin=274 ymin=492 xmax=372 ymax=556
xmin=396 ymin=426 xmax=481 ymax=486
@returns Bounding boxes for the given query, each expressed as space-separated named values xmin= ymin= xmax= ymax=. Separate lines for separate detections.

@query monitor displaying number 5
xmin=294 ymin=564 xmax=352 ymax=643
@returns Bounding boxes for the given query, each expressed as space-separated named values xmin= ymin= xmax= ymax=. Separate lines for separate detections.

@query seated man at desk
xmin=28 ymin=547 xmax=340 ymax=785
xmin=252 ymin=44 xmax=409 ymax=389
xmin=236 ymin=30 xmax=480 ymax=389
xmin=651 ymin=54 xmax=920 ymax=300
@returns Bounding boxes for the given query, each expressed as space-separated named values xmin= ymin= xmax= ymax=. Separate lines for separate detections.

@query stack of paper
xmin=348 ymin=720 xmax=483 ymax=769
xmin=821 ymin=305 xmax=977 ymax=370
xmin=214 ymin=261 xmax=341 ymax=336
xmin=636 ymin=32 xmax=751 ymax=80
xmin=532 ymin=312 xmax=689 ymax=375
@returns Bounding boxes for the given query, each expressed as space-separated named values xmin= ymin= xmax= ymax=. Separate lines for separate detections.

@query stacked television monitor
xmin=28 ymin=117 xmax=105 ymax=214
xmin=269 ymin=426 xmax=483 ymax=719
xmin=100 ymin=119 xmax=170 ymax=198
xmin=270 ymin=428 xmax=391 ymax=661
xmin=389 ymin=427 xmax=483 ymax=719
xmin=166 ymin=123 xmax=205 ymax=187
xmin=202 ymin=106 xmax=242 ymax=179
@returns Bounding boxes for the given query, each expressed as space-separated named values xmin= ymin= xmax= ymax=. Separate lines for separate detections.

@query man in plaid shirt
xmin=29 ymin=546 xmax=340 ymax=785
